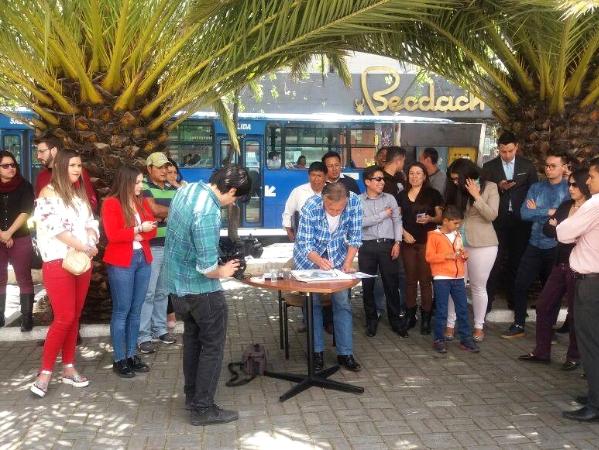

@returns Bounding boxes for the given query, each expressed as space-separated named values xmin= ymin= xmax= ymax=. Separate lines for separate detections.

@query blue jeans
xmin=138 ymin=246 xmax=168 ymax=343
xmin=108 ymin=250 xmax=152 ymax=361
xmin=433 ymin=278 xmax=472 ymax=342
xmin=312 ymin=290 xmax=352 ymax=355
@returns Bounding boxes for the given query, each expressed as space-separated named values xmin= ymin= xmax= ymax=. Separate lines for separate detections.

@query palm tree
xmin=354 ymin=0 xmax=599 ymax=161
xmin=0 ymin=0 xmax=447 ymax=306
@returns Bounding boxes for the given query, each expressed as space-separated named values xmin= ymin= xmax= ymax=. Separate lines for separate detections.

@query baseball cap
xmin=146 ymin=152 xmax=169 ymax=167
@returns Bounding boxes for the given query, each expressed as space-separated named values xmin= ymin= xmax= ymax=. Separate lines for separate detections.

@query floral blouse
xmin=33 ymin=188 xmax=99 ymax=262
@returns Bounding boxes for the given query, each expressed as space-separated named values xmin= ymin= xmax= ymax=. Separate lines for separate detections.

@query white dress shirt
xmin=281 ymin=182 xmax=321 ymax=228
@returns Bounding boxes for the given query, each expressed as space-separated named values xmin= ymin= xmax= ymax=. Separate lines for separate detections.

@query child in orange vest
xmin=426 ymin=205 xmax=480 ymax=354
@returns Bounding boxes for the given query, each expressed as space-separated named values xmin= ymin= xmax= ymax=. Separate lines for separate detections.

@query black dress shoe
xmin=127 ymin=355 xmax=150 ymax=373
xmin=366 ymin=319 xmax=378 ymax=337
xmin=575 ymin=395 xmax=588 ymax=405
xmin=337 ymin=354 xmax=361 ymax=372
xmin=562 ymin=405 xmax=599 ymax=422
xmin=518 ymin=353 xmax=550 ymax=364
xmin=113 ymin=360 xmax=135 ymax=378
xmin=561 ymin=360 xmax=580 ymax=371
xmin=313 ymin=352 xmax=324 ymax=372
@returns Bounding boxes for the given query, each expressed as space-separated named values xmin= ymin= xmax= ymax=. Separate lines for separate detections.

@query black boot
xmin=391 ymin=314 xmax=409 ymax=337
xmin=0 ymin=293 xmax=6 ymax=327
xmin=366 ymin=318 xmax=378 ymax=337
xmin=420 ymin=309 xmax=432 ymax=335
xmin=406 ymin=306 xmax=418 ymax=330
xmin=20 ymin=293 xmax=34 ymax=332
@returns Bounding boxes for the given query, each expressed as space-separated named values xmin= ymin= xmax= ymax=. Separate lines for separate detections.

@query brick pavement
xmin=1 ymin=282 xmax=598 ymax=450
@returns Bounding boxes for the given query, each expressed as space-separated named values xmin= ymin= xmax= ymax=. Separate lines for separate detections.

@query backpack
xmin=226 ymin=344 xmax=267 ymax=387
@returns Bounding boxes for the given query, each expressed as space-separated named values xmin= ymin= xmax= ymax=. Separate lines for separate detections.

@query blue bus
xmin=1 ymin=111 xmax=485 ymax=237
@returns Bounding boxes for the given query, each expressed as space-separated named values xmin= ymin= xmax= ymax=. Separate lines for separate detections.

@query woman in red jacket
xmin=102 ymin=165 xmax=157 ymax=378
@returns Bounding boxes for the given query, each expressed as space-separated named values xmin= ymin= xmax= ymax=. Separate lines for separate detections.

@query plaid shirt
xmin=164 ymin=181 xmax=222 ymax=295
xmin=293 ymin=192 xmax=362 ymax=270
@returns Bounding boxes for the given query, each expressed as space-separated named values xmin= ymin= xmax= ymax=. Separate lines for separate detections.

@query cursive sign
xmin=357 ymin=66 xmax=485 ymax=115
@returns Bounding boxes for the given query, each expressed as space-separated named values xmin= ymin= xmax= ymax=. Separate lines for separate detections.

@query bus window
xmin=169 ymin=121 xmax=214 ymax=167
xmin=347 ymin=128 xmax=377 ymax=168
xmin=282 ymin=125 xmax=344 ymax=167
xmin=220 ymin=140 xmax=238 ymax=164
xmin=2 ymin=134 xmax=22 ymax=164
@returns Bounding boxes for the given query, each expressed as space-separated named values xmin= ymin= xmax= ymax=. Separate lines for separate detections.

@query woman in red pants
xmin=30 ymin=149 xmax=99 ymax=397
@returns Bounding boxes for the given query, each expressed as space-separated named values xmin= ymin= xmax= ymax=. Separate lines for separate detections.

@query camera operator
xmin=164 ymin=165 xmax=251 ymax=427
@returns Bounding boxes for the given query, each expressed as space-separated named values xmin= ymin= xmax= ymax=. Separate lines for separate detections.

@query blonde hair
xmin=49 ymin=149 xmax=91 ymax=213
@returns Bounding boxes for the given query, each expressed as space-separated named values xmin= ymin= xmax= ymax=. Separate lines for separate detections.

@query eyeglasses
xmin=36 ymin=147 xmax=49 ymax=154
xmin=450 ymin=177 xmax=460 ymax=184
xmin=568 ymin=182 xmax=578 ymax=188
xmin=0 ymin=163 xmax=16 ymax=169
xmin=368 ymin=177 xmax=384 ymax=182
xmin=545 ymin=164 xmax=563 ymax=169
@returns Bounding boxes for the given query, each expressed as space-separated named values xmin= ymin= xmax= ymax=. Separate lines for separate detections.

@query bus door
xmin=239 ymin=137 xmax=263 ymax=228
xmin=217 ymin=135 xmax=264 ymax=228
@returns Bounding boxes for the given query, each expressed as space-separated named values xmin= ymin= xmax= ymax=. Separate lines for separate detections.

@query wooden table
xmin=244 ymin=277 xmax=364 ymax=402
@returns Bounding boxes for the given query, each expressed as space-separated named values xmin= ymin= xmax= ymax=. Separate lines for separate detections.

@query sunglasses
xmin=568 ymin=182 xmax=578 ymax=188
xmin=368 ymin=176 xmax=385 ymax=182
xmin=0 ymin=163 xmax=16 ymax=169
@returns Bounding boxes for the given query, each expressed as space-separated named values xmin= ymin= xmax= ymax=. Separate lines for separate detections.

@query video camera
xmin=218 ymin=236 xmax=263 ymax=280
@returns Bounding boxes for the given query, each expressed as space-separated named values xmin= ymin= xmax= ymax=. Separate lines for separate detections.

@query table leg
xmin=263 ymin=292 xmax=364 ymax=402
xmin=278 ymin=290 xmax=284 ymax=350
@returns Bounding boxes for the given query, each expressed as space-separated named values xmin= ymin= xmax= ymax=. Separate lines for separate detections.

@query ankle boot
xmin=420 ymin=308 xmax=432 ymax=335
xmin=20 ymin=293 xmax=34 ymax=332
xmin=406 ymin=306 xmax=418 ymax=330
xmin=0 ymin=294 xmax=5 ymax=328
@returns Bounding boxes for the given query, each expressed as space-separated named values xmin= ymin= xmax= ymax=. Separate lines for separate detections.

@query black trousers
xmin=513 ymin=244 xmax=556 ymax=326
xmin=574 ymin=276 xmax=599 ymax=408
xmin=487 ymin=218 xmax=531 ymax=308
xmin=171 ymin=291 xmax=228 ymax=409
xmin=358 ymin=240 xmax=403 ymax=327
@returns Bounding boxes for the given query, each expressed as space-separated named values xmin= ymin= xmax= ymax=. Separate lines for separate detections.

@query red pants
xmin=41 ymin=260 xmax=91 ymax=372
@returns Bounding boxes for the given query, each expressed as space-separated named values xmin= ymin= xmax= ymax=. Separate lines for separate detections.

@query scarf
xmin=0 ymin=172 xmax=24 ymax=193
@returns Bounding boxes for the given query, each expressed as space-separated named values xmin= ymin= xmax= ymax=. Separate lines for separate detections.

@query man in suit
xmin=483 ymin=132 xmax=538 ymax=311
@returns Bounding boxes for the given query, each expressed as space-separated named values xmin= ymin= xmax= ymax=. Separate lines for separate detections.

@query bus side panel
xmin=262 ymin=169 xmax=308 ymax=230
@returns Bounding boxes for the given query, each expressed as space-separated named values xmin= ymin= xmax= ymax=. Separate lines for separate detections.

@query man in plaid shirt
xmin=165 ymin=165 xmax=251 ymax=427
xmin=294 ymin=182 xmax=363 ymax=372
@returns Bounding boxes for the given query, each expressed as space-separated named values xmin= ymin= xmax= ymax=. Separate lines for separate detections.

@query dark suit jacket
xmin=482 ymin=155 xmax=537 ymax=226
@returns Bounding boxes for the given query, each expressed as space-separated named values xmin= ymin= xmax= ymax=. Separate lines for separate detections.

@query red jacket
xmin=101 ymin=197 xmax=157 ymax=267
xmin=35 ymin=167 xmax=98 ymax=213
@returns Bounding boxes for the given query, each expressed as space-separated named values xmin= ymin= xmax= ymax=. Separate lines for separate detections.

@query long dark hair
xmin=445 ymin=158 xmax=487 ymax=212
xmin=570 ymin=168 xmax=592 ymax=200
xmin=50 ymin=149 xmax=91 ymax=212
xmin=109 ymin=165 xmax=143 ymax=226
xmin=405 ymin=161 xmax=430 ymax=191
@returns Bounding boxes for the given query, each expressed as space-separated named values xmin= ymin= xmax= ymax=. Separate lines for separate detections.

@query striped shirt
xmin=164 ymin=181 xmax=222 ymax=295
xmin=293 ymin=193 xmax=362 ymax=270
xmin=142 ymin=178 xmax=177 ymax=246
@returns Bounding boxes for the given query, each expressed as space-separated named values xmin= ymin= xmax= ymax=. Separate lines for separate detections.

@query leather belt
xmin=363 ymin=238 xmax=395 ymax=244
xmin=573 ymin=272 xmax=599 ymax=280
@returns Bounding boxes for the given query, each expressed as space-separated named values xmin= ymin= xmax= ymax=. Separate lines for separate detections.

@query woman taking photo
xmin=444 ymin=158 xmax=499 ymax=342
xmin=397 ymin=162 xmax=443 ymax=334
xmin=31 ymin=149 xmax=98 ymax=397
xmin=102 ymin=165 xmax=157 ymax=378
xmin=0 ymin=151 xmax=35 ymax=330
xmin=519 ymin=168 xmax=590 ymax=368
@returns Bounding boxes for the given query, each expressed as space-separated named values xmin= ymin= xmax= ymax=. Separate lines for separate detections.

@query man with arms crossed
xmin=165 ymin=165 xmax=251 ymax=426
xmin=558 ymin=157 xmax=599 ymax=422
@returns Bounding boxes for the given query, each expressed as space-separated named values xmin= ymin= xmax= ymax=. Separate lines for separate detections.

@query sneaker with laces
xmin=501 ymin=323 xmax=525 ymax=339
xmin=138 ymin=341 xmax=156 ymax=354
xmin=190 ymin=404 xmax=239 ymax=426
xmin=433 ymin=339 xmax=447 ymax=353
xmin=158 ymin=333 xmax=176 ymax=345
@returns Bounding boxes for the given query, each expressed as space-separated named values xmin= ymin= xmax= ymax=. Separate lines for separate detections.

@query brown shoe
xmin=444 ymin=326 xmax=455 ymax=341
xmin=473 ymin=329 xmax=485 ymax=342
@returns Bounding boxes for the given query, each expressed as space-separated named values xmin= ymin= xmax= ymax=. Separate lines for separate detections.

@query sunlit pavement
xmin=1 ymin=280 xmax=597 ymax=449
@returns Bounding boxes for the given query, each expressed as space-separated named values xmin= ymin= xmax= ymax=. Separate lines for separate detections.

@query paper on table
xmin=291 ymin=269 xmax=354 ymax=282
xmin=352 ymin=272 xmax=378 ymax=279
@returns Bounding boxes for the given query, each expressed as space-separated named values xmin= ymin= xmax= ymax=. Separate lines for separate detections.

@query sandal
xmin=61 ymin=364 xmax=90 ymax=388
xmin=30 ymin=370 xmax=51 ymax=398
xmin=444 ymin=327 xmax=455 ymax=341
xmin=473 ymin=329 xmax=485 ymax=342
